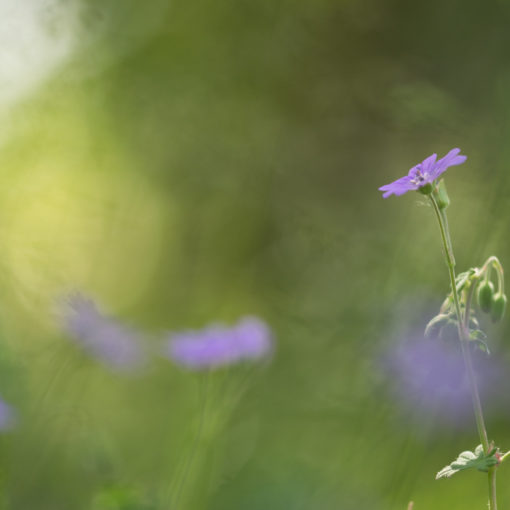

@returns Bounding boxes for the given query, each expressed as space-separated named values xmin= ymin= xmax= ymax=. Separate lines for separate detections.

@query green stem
xmin=492 ymin=258 xmax=504 ymax=295
xmin=429 ymin=195 xmax=496 ymax=510
xmin=489 ymin=470 xmax=497 ymax=510
xmin=480 ymin=256 xmax=505 ymax=294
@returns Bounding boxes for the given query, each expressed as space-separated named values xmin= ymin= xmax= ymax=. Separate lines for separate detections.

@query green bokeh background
xmin=1 ymin=1 xmax=510 ymax=508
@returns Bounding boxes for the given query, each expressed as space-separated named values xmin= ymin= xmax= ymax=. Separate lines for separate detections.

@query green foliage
xmin=455 ymin=269 xmax=477 ymax=295
xmin=436 ymin=445 xmax=499 ymax=480
xmin=468 ymin=329 xmax=490 ymax=354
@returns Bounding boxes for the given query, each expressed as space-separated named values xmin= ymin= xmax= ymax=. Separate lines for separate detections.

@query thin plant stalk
xmin=429 ymin=195 xmax=497 ymax=510
xmin=170 ymin=372 xmax=209 ymax=509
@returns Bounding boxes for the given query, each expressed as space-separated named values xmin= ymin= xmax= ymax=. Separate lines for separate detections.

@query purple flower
xmin=379 ymin=148 xmax=467 ymax=198
xmin=60 ymin=294 xmax=145 ymax=372
xmin=164 ymin=317 xmax=273 ymax=370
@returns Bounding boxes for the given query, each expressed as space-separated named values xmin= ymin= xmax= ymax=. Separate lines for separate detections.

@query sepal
xmin=434 ymin=179 xmax=450 ymax=209
xmin=418 ymin=182 xmax=433 ymax=195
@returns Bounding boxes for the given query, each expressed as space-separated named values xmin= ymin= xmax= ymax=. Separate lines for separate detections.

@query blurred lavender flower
xmin=382 ymin=332 xmax=510 ymax=428
xmin=165 ymin=317 xmax=273 ymax=370
xmin=0 ymin=398 xmax=15 ymax=431
xmin=379 ymin=148 xmax=467 ymax=198
xmin=61 ymin=294 xmax=145 ymax=372
xmin=382 ymin=333 xmax=472 ymax=427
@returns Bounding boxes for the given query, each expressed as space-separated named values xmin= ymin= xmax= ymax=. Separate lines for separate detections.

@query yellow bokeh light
xmin=0 ymin=161 xmax=169 ymax=330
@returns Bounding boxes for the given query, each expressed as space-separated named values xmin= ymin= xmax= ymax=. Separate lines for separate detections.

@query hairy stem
xmin=429 ymin=195 xmax=496 ymax=510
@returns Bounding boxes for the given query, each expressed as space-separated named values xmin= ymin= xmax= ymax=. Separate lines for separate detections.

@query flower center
xmin=410 ymin=168 xmax=430 ymax=186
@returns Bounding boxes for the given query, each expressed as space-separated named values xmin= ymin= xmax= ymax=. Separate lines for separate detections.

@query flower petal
xmin=419 ymin=153 xmax=438 ymax=173
xmin=379 ymin=175 xmax=417 ymax=198
xmin=432 ymin=148 xmax=467 ymax=179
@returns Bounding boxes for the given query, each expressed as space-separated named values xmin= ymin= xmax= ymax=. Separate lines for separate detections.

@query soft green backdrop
xmin=0 ymin=1 xmax=509 ymax=509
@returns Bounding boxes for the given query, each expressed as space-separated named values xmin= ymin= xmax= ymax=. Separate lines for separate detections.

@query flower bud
xmin=435 ymin=179 xmax=450 ymax=209
xmin=491 ymin=293 xmax=507 ymax=323
xmin=424 ymin=314 xmax=450 ymax=339
xmin=438 ymin=319 xmax=459 ymax=344
xmin=477 ymin=281 xmax=495 ymax=314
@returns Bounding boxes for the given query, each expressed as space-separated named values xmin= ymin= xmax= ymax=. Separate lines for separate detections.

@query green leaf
xmin=469 ymin=329 xmax=487 ymax=341
xmin=436 ymin=445 xmax=499 ymax=479
xmin=454 ymin=268 xmax=476 ymax=294
xmin=469 ymin=329 xmax=490 ymax=354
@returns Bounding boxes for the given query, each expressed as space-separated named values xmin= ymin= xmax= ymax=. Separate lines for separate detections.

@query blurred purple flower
xmin=165 ymin=317 xmax=273 ymax=370
xmin=0 ymin=398 xmax=15 ymax=431
xmin=382 ymin=333 xmax=472 ymax=426
xmin=379 ymin=148 xmax=467 ymax=198
xmin=382 ymin=332 xmax=510 ymax=428
xmin=60 ymin=294 xmax=145 ymax=372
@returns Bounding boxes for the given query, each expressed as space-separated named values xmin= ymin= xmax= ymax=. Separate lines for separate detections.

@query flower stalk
xmin=429 ymin=194 xmax=496 ymax=510
xmin=380 ymin=148 xmax=507 ymax=508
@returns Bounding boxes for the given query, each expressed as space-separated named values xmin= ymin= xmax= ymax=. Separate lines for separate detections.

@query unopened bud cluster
xmin=425 ymin=256 xmax=506 ymax=354
xmin=476 ymin=259 xmax=506 ymax=323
